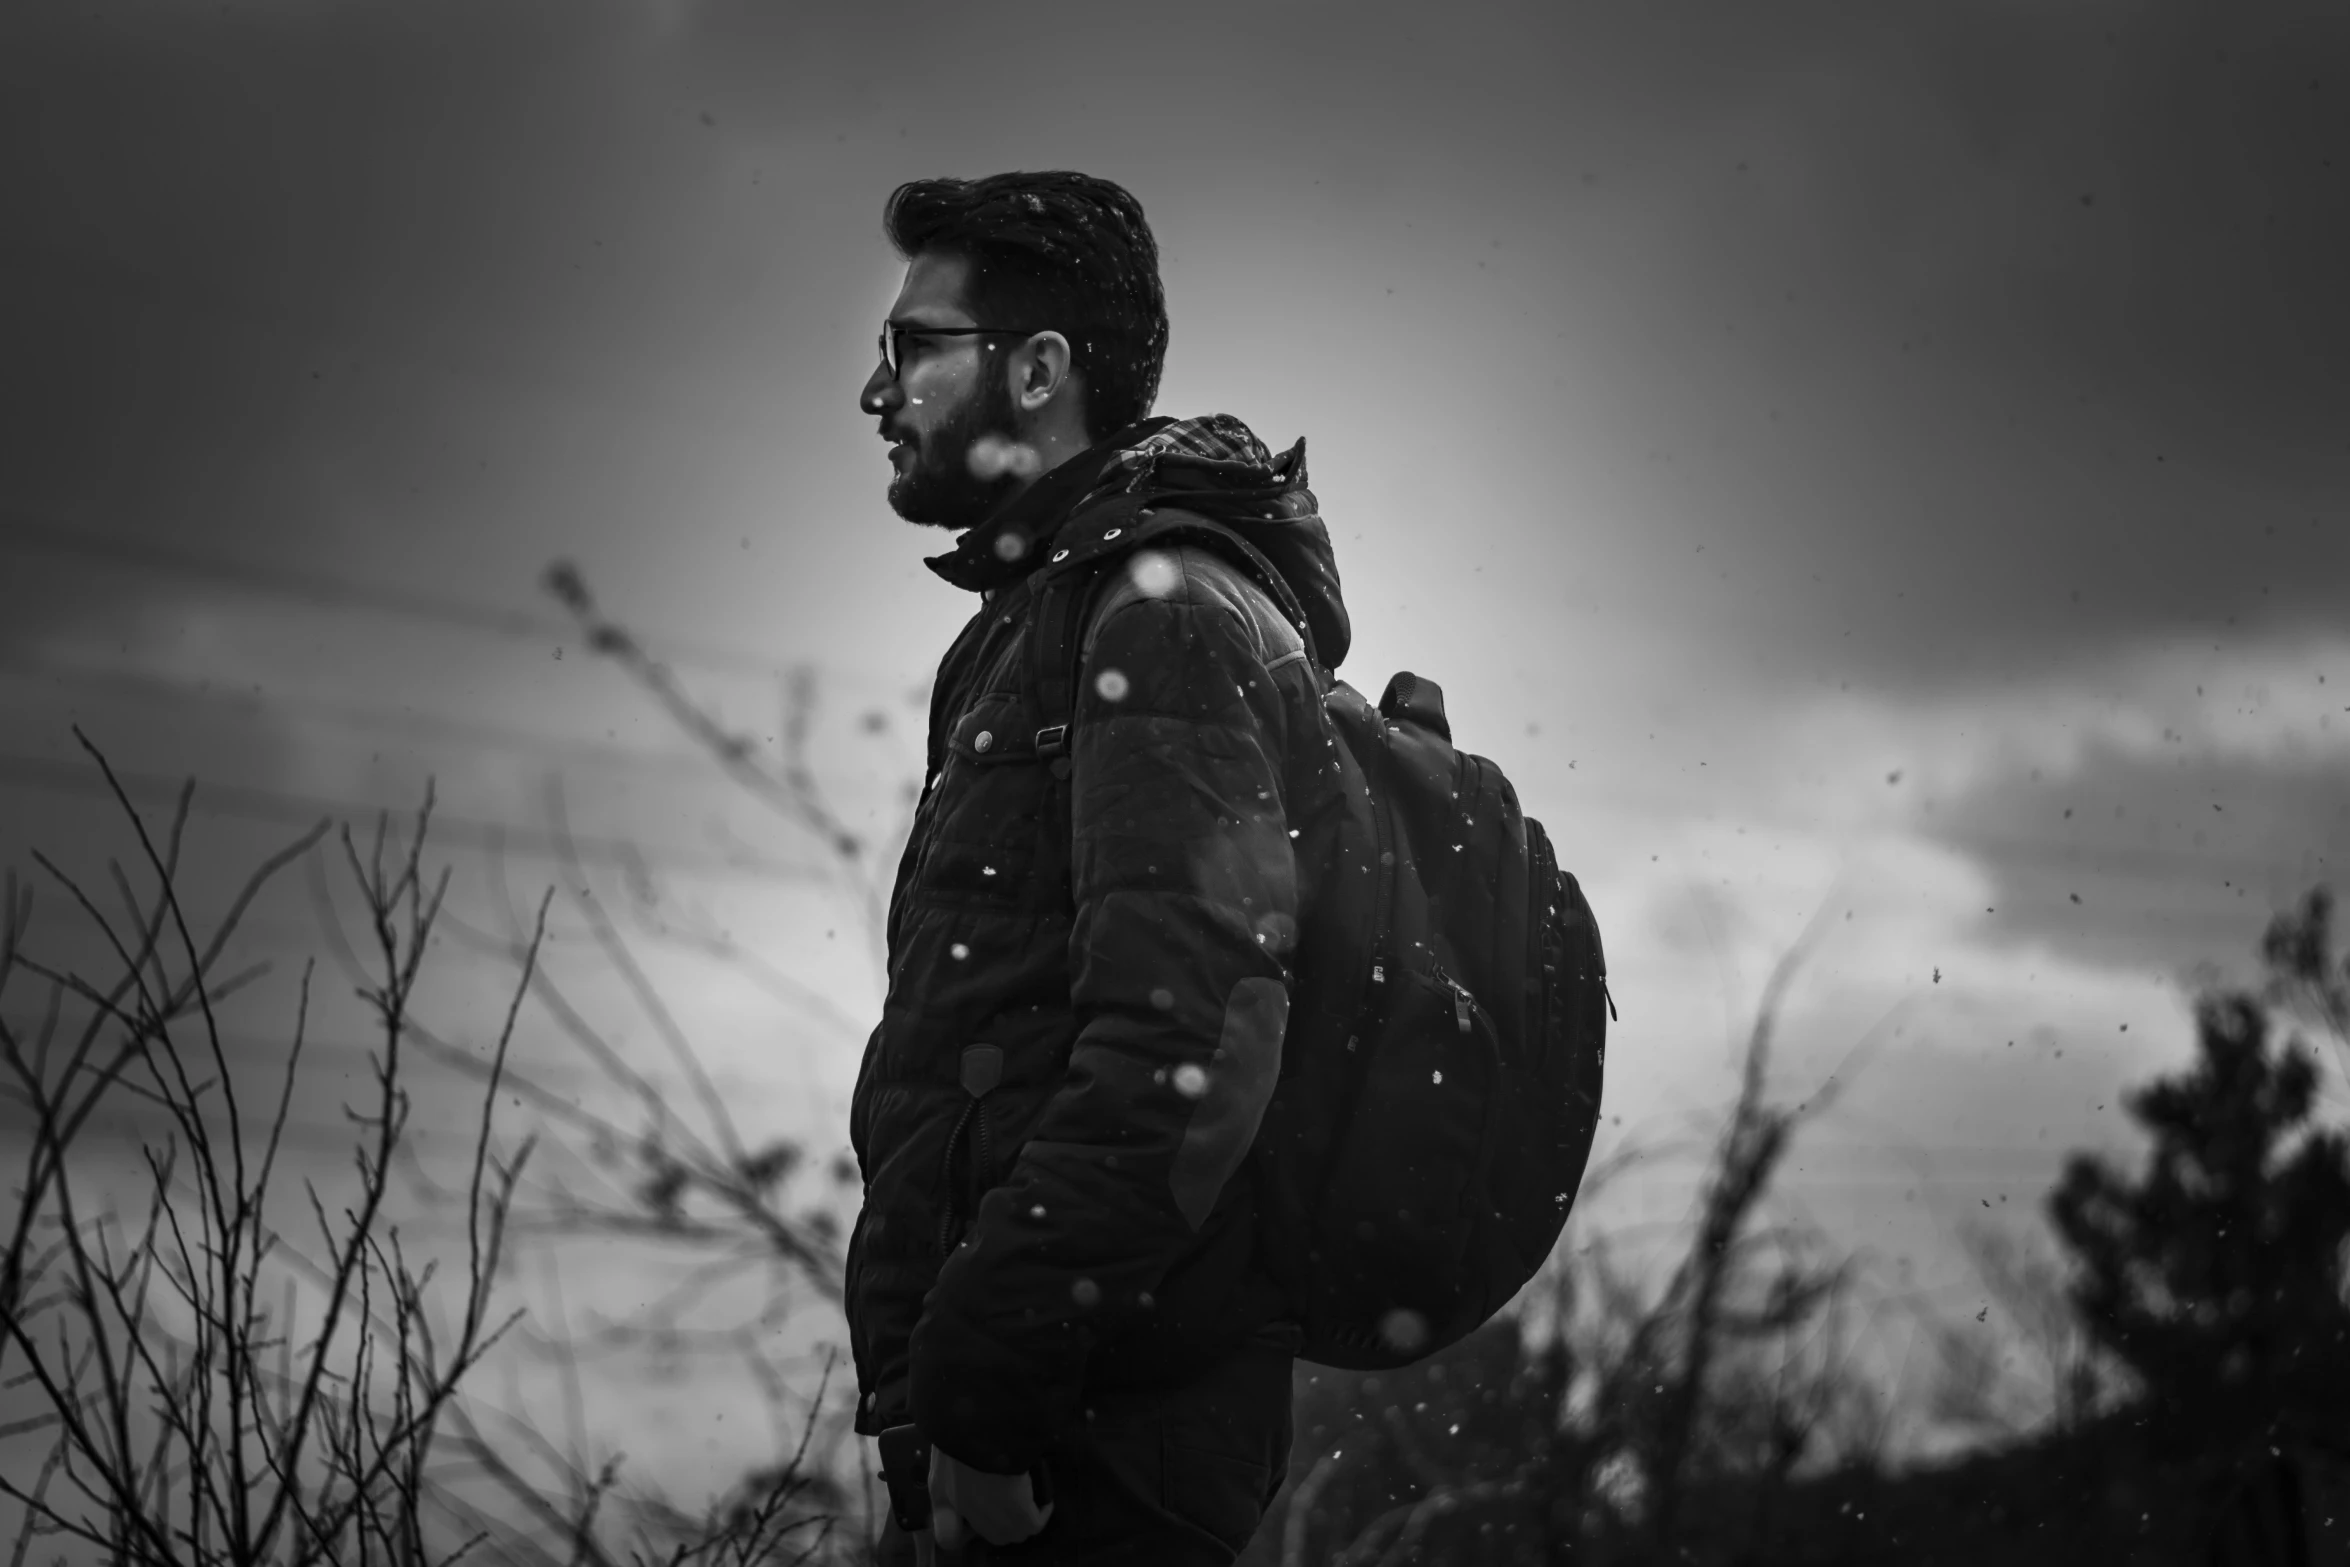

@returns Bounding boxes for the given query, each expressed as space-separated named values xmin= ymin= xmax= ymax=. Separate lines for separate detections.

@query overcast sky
xmin=5 ymin=0 xmax=2346 ymax=1467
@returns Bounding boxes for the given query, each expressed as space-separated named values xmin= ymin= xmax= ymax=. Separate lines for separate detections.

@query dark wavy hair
xmin=882 ymin=171 xmax=1167 ymax=441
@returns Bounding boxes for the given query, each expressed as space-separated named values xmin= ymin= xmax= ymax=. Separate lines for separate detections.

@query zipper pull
xmin=1447 ymin=978 xmax=1473 ymax=1034
xmin=960 ymin=1044 xmax=1004 ymax=1098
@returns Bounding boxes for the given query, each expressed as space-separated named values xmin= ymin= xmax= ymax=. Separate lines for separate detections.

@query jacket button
xmin=975 ymin=730 xmax=994 ymax=753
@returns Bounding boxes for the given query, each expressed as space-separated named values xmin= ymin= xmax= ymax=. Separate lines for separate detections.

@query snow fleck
xmin=950 ymin=942 xmax=971 ymax=961
xmin=1172 ymin=1063 xmax=1209 ymax=1099
xmin=1129 ymin=550 xmax=1179 ymax=599
xmin=1150 ymin=987 xmax=1174 ymax=1011
xmin=1071 ymin=1277 xmax=1101 ymax=1308
xmin=1254 ymin=911 xmax=1297 ymax=955
xmin=1095 ymin=668 xmax=1131 ymax=702
xmin=1378 ymin=1308 xmax=1428 ymax=1354
xmin=968 ymin=433 xmax=1041 ymax=482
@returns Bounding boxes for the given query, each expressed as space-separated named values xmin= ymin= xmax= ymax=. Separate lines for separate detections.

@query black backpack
xmin=1031 ymin=504 xmax=1612 ymax=1370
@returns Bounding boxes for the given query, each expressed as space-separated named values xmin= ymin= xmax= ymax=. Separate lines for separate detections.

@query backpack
xmin=1029 ymin=503 xmax=1612 ymax=1370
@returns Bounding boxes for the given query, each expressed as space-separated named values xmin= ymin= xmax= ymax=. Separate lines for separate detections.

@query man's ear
xmin=1013 ymin=331 xmax=1074 ymax=415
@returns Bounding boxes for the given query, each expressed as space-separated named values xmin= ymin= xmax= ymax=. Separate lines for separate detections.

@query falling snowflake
xmin=1378 ymin=1308 xmax=1428 ymax=1354
xmin=1129 ymin=550 xmax=1179 ymax=599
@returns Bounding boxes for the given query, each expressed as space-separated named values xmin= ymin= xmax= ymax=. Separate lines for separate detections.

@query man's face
xmin=860 ymin=252 xmax=1024 ymax=531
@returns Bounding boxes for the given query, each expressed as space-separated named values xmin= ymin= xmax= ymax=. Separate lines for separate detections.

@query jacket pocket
xmin=935 ymin=1044 xmax=1005 ymax=1257
xmin=916 ymin=695 xmax=1049 ymax=900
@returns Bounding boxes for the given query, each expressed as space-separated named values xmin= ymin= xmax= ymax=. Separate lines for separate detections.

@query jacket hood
xmin=926 ymin=413 xmax=1353 ymax=671
xmin=1078 ymin=413 xmax=1351 ymax=670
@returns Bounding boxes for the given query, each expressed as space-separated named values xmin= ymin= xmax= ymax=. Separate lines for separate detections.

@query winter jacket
xmin=846 ymin=413 xmax=1354 ymax=1476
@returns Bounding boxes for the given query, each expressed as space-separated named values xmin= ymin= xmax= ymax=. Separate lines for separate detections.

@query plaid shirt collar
xmin=1092 ymin=412 xmax=1287 ymax=492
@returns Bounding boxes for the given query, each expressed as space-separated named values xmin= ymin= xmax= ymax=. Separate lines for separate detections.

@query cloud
xmin=1793 ymin=629 xmax=2350 ymax=804
xmin=1773 ymin=629 xmax=2350 ymax=979
xmin=1560 ymin=622 xmax=2345 ymax=1263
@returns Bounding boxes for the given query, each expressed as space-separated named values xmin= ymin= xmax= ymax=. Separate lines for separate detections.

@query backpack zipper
xmin=1357 ymin=698 xmax=1403 ymax=1020
xmin=1429 ymin=961 xmax=1479 ymax=1036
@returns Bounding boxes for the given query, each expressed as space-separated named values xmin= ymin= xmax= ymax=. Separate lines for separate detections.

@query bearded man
xmin=848 ymin=170 xmax=1353 ymax=1565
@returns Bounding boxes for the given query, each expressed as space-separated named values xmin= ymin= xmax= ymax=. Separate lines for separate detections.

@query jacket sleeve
xmin=907 ymin=549 xmax=1298 ymax=1473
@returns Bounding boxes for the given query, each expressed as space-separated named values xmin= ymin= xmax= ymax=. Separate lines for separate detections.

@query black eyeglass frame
xmin=877 ymin=322 xmax=1044 ymax=381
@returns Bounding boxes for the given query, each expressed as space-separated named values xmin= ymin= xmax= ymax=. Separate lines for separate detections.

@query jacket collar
xmin=923 ymin=416 xmax=1177 ymax=595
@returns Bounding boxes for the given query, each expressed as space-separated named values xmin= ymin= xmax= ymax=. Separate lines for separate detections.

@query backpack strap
xmin=1027 ymin=569 xmax=1092 ymax=762
xmin=1025 ymin=493 xmax=1148 ymax=760
xmin=1029 ymin=504 xmax=1321 ymax=760
xmin=1133 ymin=503 xmax=1322 ymax=669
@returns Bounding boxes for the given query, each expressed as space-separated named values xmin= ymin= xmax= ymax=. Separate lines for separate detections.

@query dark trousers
xmin=876 ymin=1346 xmax=1293 ymax=1567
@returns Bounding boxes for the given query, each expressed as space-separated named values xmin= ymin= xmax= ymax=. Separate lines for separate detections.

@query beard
xmin=887 ymin=360 xmax=1025 ymax=531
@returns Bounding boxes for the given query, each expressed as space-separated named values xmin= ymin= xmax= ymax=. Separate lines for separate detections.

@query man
xmin=847 ymin=171 xmax=1354 ymax=1564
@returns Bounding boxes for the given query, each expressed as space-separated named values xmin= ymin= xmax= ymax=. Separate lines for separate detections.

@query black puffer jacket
xmin=846 ymin=414 xmax=1353 ymax=1475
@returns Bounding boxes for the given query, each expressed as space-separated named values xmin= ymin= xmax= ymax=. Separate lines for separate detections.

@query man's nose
xmin=860 ymin=360 xmax=900 ymax=416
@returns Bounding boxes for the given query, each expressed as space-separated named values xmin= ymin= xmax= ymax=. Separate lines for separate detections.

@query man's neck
xmin=925 ymin=415 xmax=1179 ymax=594
xmin=995 ymin=420 xmax=1095 ymax=502
xmin=974 ymin=426 xmax=1122 ymax=540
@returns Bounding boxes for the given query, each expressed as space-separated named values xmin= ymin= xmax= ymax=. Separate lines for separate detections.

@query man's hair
xmin=882 ymin=171 xmax=1167 ymax=440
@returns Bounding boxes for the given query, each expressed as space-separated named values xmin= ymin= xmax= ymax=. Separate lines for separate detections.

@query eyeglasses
xmin=877 ymin=322 xmax=1039 ymax=382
